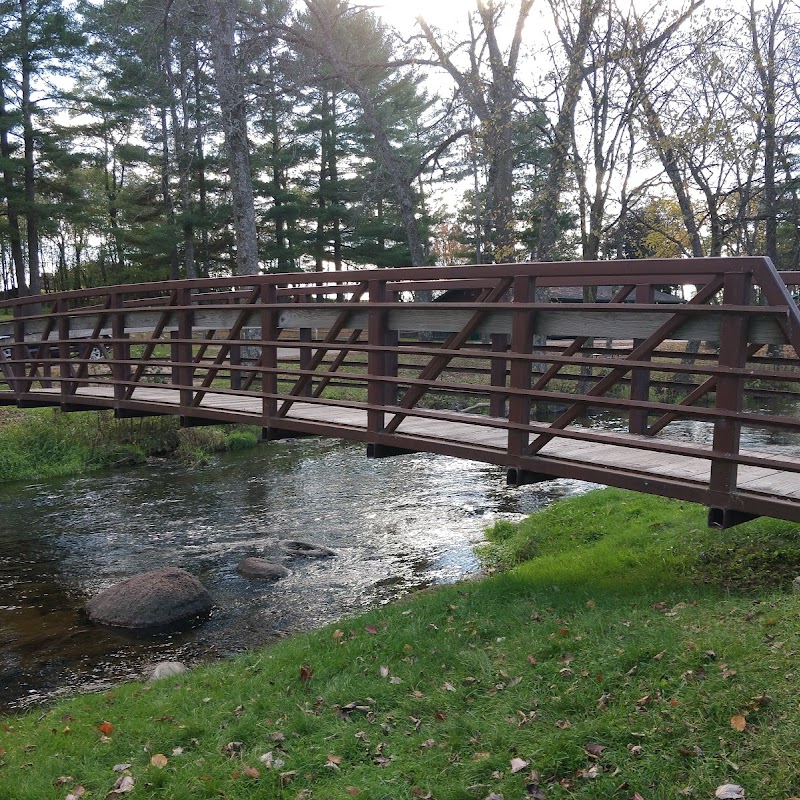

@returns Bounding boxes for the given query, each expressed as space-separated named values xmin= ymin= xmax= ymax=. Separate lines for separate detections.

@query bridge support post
xmin=629 ymin=283 xmax=654 ymax=434
xmin=176 ymin=287 xmax=194 ymax=408
xmin=56 ymin=298 xmax=73 ymax=405
xmin=709 ymin=272 xmax=751 ymax=502
xmin=508 ymin=276 xmax=536 ymax=458
xmin=507 ymin=468 xmax=555 ymax=487
xmin=10 ymin=304 xmax=25 ymax=398
xmin=367 ymin=443 xmax=416 ymax=459
xmin=367 ymin=279 xmax=389 ymax=438
xmin=708 ymin=507 xmax=759 ymax=529
xmin=261 ymin=283 xmax=279 ymax=424
xmin=111 ymin=291 xmax=130 ymax=402
xmin=490 ymin=334 xmax=508 ymax=417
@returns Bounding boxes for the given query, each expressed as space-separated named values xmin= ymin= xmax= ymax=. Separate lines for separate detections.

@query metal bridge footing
xmin=507 ymin=468 xmax=557 ymax=487
xmin=708 ymin=508 xmax=760 ymax=529
xmin=366 ymin=443 xmax=417 ymax=459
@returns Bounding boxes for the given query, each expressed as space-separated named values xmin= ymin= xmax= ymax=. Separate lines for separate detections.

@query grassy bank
xmin=2 ymin=489 xmax=800 ymax=799
xmin=0 ymin=407 xmax=260 ymax=483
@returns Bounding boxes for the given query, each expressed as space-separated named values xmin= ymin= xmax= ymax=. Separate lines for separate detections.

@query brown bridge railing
xmin=1 ymin=257 xmax=799 ymax=528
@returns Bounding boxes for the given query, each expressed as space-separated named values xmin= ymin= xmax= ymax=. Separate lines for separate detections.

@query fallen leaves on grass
xmin=150 ymin=754 xmax=168 ymax=768
xmin=730 ymin=715 xmax=747 ymax=732
xmin=104 ymin=775 xmax=134 ymax=798
xmin=258 ymin=751 xmax=285 ymax=769
xmin=715 ymin=785 xmax=745 ymax=799
xmin=510 ymin=757 xmax=529 ymax=773
xmin=96 ymin=721 xmax=113 ymax=737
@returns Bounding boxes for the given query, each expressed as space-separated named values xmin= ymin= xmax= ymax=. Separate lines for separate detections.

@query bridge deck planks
xmin=20 ymin=383 xmax=800 ymax=504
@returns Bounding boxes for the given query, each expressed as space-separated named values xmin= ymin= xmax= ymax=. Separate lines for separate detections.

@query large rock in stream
xmin=236 ymin=557 xmax=290 ymax=580
xmin=85 ymin=567 xmax=212 ymax=630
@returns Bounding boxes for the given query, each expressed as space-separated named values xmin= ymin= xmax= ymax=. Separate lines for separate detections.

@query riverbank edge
xmin=0 ymin=407 xmax=261 ymax=483
xmin=2 ymin=488 xmax=800 ymax=799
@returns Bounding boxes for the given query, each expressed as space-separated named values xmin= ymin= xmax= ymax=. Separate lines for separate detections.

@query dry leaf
xmin=66 ymin=788 xmax=86 ymax=800
xmin=299 ymin=663 xmax=314 ymax=683
xmin=380 ymin=665 xmax=390 ymax=678
xmin=105 ymin=775 xmax=135 ymax=797
xmin=223 ymin=741 xmax=243 ymax=758
xmin=715 ymin=785 xmax=745 ymax=800
xmin=730 ymin=715 xmax=747 ymax=732
xmin=242 ymin=764 xmax=260 ymax=778
xmin=333 ymin=629 xmax=345 ymax=641
xmin=364 ymin=625 xmax=378 ymax=635
xmin=346 ymin=788 xmax=360 ymax=797
xmin=96 ymin=721 xmax=114 ymax=737
xmin=510 ymin=757 xmax=529 ymax=773
xmin=150 ymin=754 xmax=168 ymax=768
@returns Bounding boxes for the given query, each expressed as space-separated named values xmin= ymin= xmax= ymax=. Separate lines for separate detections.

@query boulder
xmin=149 ymin=661 xmax=189 ymax=682
xmin=86 ymin=567 xmax=212 ymax=630
xmin=236 ymin=557 xmax=290 ymax=580
xmin=279 ymin=539 xmax=337 ymax=558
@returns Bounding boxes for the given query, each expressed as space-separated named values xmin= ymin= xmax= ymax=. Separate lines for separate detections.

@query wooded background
xmin=0 ymin=0 xmax=797 ymax=295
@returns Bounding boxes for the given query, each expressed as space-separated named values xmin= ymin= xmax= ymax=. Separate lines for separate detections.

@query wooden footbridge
xmin=2 ymin=257 xmax=800 ymax=528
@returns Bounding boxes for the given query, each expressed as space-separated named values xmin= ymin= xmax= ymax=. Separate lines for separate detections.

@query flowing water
xmin=2 ymin=408 xmax=798 ymax=713
xmin=0 ymin=438 xmax=591 ymax=712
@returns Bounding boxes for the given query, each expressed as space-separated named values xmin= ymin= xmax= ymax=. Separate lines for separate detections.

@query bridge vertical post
xmin=385 ymin=286 xmax=399 ymax=407
xmin=490 ymin=334 xmax=509 ymax=417
xmin=261 ymin=282 xmax=279 ymax=426
xmin=176 ymin=286 xmax=194 ymax=408
xmin=508 ymin=275 xmax=536 ymax=459
xmin=230 ymin=343 xmax=242 ymax=390
xmin=110 ymin=291 xmax=130 ymax=402
xmin=709 ymin=271 xmax=752 ymax=502
xmin=10 ymin=303 xmax=26 ymax=398
xmin=367 ymin=278 xmax=388 ymax=437
xmin=298 ymin=293 xmax=313 ymax=397
xmin=629 ymin=283 xmax=655 ymax=434
xmin=56 ymin=298 xmax=73 ymax=404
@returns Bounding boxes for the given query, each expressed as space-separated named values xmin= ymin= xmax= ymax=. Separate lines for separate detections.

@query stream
xmin=2 ymin=406 xmax=798 ymax=714
xmin=0 ymin=437 xmax=591 ymax=713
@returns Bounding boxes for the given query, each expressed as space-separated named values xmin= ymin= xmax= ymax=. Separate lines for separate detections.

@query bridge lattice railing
xmin=1 ymin=257 xmax=799 ymax=524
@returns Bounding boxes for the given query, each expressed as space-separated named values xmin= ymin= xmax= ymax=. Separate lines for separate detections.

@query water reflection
xmin=0 ymin=439 xmax=590 ymax=712
xmin=2 ymin=410 xmax=797 ymax=713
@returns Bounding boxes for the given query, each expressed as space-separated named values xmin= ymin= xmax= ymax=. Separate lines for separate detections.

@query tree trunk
xmin=0 ymin=82 xmax=27 ymax=295
xmin=21 ymin=0 xmax=40 ymax=297
xmin=206 ymin=0 xmax=259 ymax=276
xmin=537 ymin=0 xmax=602 ymax=260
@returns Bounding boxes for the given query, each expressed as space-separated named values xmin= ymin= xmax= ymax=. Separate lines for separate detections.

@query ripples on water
xmin=2 ymin=409 xmax=797 ymax=713
xmin=0 ymin=438 xmax=591 ymax=711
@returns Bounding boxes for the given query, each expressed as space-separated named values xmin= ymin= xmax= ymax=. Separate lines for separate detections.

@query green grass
xmin=2 ymin=489 xmax=800 ymax=798
xmin=0 ymin=408 xmax=261 ymax=482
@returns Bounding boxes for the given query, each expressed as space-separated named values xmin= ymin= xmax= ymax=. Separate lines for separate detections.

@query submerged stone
xmin=236 ymin=557 xmax=290 ymax=580
xmin=85 ymin=567 xmax=212 ymax=630
xmin=279 ymin=539 xmax=337 ymax=558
